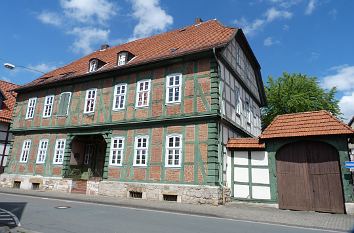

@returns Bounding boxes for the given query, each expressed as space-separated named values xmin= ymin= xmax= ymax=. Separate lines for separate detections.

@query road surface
xmin=0 ymin=193 xmax=344 ymax=233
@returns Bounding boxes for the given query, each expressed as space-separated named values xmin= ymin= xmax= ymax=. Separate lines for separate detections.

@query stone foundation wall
xmin=0 ymin=173 xmax=230 ymax=205
xmin=0 ymin=173 xmax=72 ymax=193
xmin=98 ymin=181 xmax=230 ymax=205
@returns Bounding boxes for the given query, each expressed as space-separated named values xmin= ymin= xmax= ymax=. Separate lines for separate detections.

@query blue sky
xmin=0 ymin=0 xmax=353 ymax=121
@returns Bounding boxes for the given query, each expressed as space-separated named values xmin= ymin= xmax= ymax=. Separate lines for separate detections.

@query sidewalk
xmin=0 ymin=187 xmax=353 ymax=232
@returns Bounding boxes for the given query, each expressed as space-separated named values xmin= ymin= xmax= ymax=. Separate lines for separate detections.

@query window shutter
xmin=58 ymin=93 xmax=70 ymax=116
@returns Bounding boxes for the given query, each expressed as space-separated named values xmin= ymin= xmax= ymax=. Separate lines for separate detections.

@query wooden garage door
xmin=276 ymin=141 xmax=345 ymax=214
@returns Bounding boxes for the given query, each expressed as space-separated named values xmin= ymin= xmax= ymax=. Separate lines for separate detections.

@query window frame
xmin=112 ymin=84 xmax=127 ymax=111
xmin=89 ymin=59 xmax=98 ymax=72
xmin=42 ymin=95 xmax=55 ymax=118
xmin=165 ymin=73 xmax=182 ymax=104
xmin=84 ymin=88 xmax=97 ymax=114
xmin=20 ymin=139 xmax=31 ymax=163
xmin=117 ymin=52 xmax=128 ymax=66
xmin=165 ymin=134 xmax=183 ymax=168
xmin=36 ymin=139 xmax=49 ymax=164
xmin=109 ymin=136 xmax=125 ymax=166
xmin=53 ymin=139 xmax=66 ymax=165
xmin=25 ymin=97 xmax=37 ymax=119
xmin=135 ymin=79 xmax=151 ymax=108
xmin=58 ymin=92 xmax=72 ymax=116
xmin=133 ymin=135 xmax=149 ymax=166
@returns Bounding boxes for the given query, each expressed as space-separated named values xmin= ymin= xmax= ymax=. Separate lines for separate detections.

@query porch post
xmin=102 ymin=131 xmax=112 ymax=179
xmin=62 ymin=134 xmax=74 ymax=177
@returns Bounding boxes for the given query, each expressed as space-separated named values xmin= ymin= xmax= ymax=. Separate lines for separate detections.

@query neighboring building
xmin=0 ymin=19 xmax=266 ymax=204
xmin=0 ymin=81 xmax=18 ymax=173
xmin=349 ymin=116 xmax=354 ymax=160
xmin=227 ymin=110 xmax=354 ymax=214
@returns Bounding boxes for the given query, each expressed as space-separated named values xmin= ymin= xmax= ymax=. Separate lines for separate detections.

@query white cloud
xmin=339 ymin=92 xmax=354 ymax=122
xmin=234 ymin=18 xmax=265 ymax=35
xmin=37 ymin=11 xmax=63 ymax=26
xmin=265 ymin=7 xmax=293 ymax=21
xmin=264 ymin=36 xmax=280 ymax=46
xmin=234 ymin=7 xmax=292 ymax=35
xmin=68 ymin=27 xmax=110 ymax=54
xmin=322 ymin=65 xmax=354 ymax=92
xmin=328 ymin=9 xmax=337 ymax=20
xmin=269 ymin=0 xmax=302 ymax=8
xmin=60 ymin=0 xmax=117 ymax=24
xmin=130 ymin=0 xmax=173 ymax=39
xmin=305 ymin=0 xmax=317 ymax=15
xmin=27 ymin=63 xmax=58 ymax=73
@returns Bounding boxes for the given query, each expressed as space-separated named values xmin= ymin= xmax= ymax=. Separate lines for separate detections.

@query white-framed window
xmin=118 ymin=52 xmax=128 ymax=66
xmin=84 ymin=89 xmax=97 ymax=113
xmin=53 ymin=139 xmax=66 ymax=164
xmin=165 ymin=134 xmax=182 ymax=167
xmin=36 ymin=139 xmax=48 ymax=164
xmin=25 ymin=97 xmax=37 ymax=119
xmin=43 ymin=95 xmax=54 ymax=118
xmin=110 ymin=137 xmax=125 ymax=166
xmin=166 ymin=73 xmax=182 ymax=104
xmin=112 ymin=84 xmax=127 ymax=110
xmin=136 ymin=80 xmax=151 ymax=107
xmin=89 ymin=59 xmax=98 ymax=72
xmin=84 ymin=144 xmax=95 ymax=165
xmin=133 ymin=136 xmax=149 ymax=166
xmin=235 ymin=88 xmax=242 ymax=116
xmin=57 ymin=92 xmax=72 ymax=116
xmin=246 ymin=100 xmax=251 ymax=124
xmin=20 ymin=140 xmax=31 ymax=163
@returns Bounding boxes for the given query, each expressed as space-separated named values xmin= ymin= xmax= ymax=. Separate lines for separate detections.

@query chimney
xmin=100 ymin=44 xmax=110 ymax=50
xmin=195 ymin=18 xmax=203 ymax=24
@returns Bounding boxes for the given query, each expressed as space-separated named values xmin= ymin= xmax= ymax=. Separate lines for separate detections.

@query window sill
xmin=112 ymin=108 xmax=126 ymax=112
xmin=56 ymin=115 xmax=68 ymax=118
xmin=165 ymin=102 xmax=181 ymax=106
xmin=135 ymin=106 xmax=149 ymax=109
xmin=83 ymin=112 xmax=95 ymax=116
xmin=132 ymin=164 xmax=147 ymax=167
xmin=42 ymin=116 xmax=52 ymax=119
xmin=165 ymin=166 xmax=181 ymax=169
xmin=19 ymin=161 xmax=28 ymax=164
xmin=36 ymin=162 xmax=45 ymax=164
xmin=52 ymin=163 xmax=63 ymax=165
xmin=109 ymin=164 xmax=123 ymax=167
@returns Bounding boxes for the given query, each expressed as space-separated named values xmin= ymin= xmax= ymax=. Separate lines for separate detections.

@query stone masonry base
xmin=0 ymin=174 xmax=230 ymax=205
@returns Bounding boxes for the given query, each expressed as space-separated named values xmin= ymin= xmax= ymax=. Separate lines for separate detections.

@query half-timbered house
xmin=0 ymin=19 xmax=266 ymax=204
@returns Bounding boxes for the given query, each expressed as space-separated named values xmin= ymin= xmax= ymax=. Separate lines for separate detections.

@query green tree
xmin=262 ymin=72 xmax=340 ymax=127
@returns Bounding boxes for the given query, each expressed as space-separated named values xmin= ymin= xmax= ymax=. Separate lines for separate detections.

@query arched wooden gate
xmin=276 ymin=141 xmax=345 ymax=213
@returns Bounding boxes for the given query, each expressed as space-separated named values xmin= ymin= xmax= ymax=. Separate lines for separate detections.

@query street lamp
xmin=3 ymin=62 xmax=45 ymax=74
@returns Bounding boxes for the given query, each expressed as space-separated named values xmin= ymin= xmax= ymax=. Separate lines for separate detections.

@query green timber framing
xmin=7 ymin=50 xmax=231 ymax=187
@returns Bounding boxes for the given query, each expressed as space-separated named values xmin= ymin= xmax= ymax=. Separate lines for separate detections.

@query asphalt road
xmin=0 ymin=193 xmax=344 ymax=233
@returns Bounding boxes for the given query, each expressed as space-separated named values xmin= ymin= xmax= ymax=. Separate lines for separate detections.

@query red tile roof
xmin=260 ymin=110 xmax=354 ymax=139
xmin=227 ymin=138 xmax=265 ymax=150
xmin=0 ymin=81 xmax=19 ymax=123
xmin=17 ymin=20 xmax=237 ymax=91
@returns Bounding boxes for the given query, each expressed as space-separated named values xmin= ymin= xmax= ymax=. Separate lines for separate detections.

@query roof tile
xmin=227 ymin=138 xmax=265 ymax=150
xmin=18 ymin=20 xmax=236 ymax=91
xmin=0 ymin=81 xmax=19 ymax=123
xmin=260 ymin=110 xmax=354 ymax=139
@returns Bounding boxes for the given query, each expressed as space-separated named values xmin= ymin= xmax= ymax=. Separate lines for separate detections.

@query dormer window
xmin=89 ymin=59 xmax=98 ymax=72
xmin=118 ymin=52 xmax=128 ymax=66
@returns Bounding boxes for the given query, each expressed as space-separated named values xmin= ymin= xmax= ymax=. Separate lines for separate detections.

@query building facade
xmin=0 ymin=81 xmax=18 ymax=173
xmin=0 ymin=19 xmax=266 ymax=205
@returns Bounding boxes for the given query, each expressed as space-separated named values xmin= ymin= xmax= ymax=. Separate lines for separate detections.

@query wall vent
xmin=163 ymin=194 xmax=177 ymax=202
xmin=129 ymin=191 xmax=143 ymax=199
xmin=13 ymin=181 xmax=21 ymax=189
xmin=32 ymin=183 xmax=40 ymax=190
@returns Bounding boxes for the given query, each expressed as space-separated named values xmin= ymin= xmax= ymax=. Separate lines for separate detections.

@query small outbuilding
xmin=227 ymin=110 xmax=354 ymax=214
